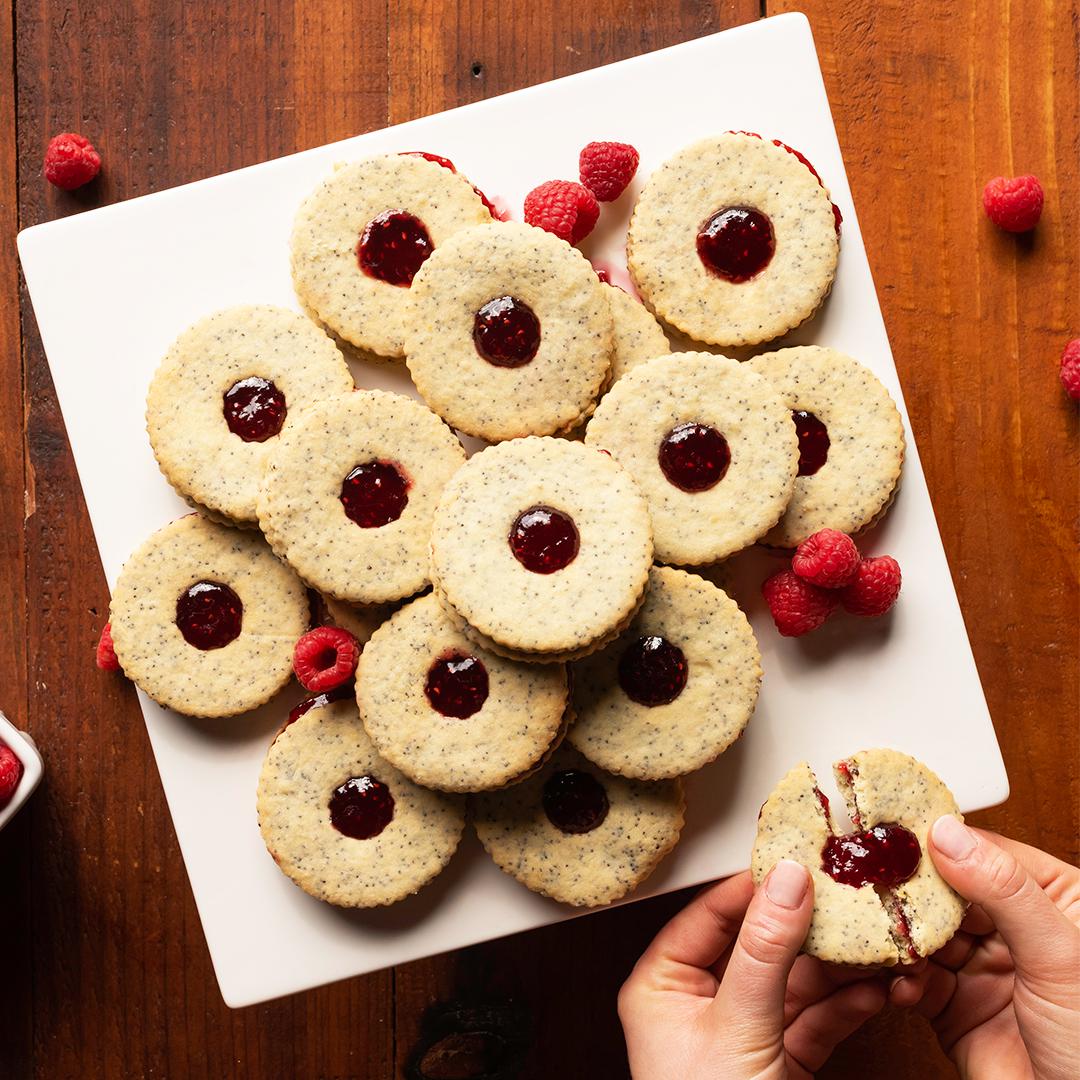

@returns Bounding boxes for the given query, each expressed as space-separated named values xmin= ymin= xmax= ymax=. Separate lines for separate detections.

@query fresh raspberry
xmin=0 ymin=740 xmax=23 ymax=809
xmin=293 ymin=625 xmax=360 ymax=692
xmin=95 ymin=622 xmax=121 ymax=671
xmin=523 ymin=180 xmax=599 ymax=245
xmin=791 ymin=529 xmax=861 ymax=589
xmin=840 ymin=555 xmax=902 ymax=617
xmin=982 ymin=175 xmax=1044 ymax=233
xmin=578 ymin=141 xmax=640 ymax=202
xmin=44 ymin=132 xmax=102 ymax=190
xmin=1059 ymin=339 xmax=1080 ymax=402
xmin=761 ymin=570 xmax=838 ymax=637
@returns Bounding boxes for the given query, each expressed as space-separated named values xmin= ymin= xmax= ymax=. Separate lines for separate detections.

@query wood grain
xmin=1 ymin=0 xmax=1076 ymax=1077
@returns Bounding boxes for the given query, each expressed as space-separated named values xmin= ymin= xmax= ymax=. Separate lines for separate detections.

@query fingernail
xmin=932 ymin=815 xmax=976 ymax=861
xmin=766 ymin=859 xmax=809 ymax=909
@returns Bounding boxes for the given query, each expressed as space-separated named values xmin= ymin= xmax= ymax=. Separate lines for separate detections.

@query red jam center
xmin=286 ymin=684 xmax=354 ymax=728
xmin=822 ymin=823 xmax=922 ymax=888
xmin=424 ymin=652 xmax=489 ymax=719
xmin=340 ymin=460 xmax=410 ymax=528
xmin=223 ymin=376 xmax=286 ymax=442
xmin=658 ymin=422 xmax=731 ymax=492
xmin=357 ymin=209 xmax=433 ymax=287
xmin=473 ymin=295 xmax=541 ymax=368
xmin=542 ymin=769 xmax=609 ymax=835
xmin=329 ymin=775 xmax=395 ymax=839
xmin=508 ymin=506 xmax=579 ymax=574
xmin=618 ymin=636 xmax=688 ymax=707
xmin=697 ymin=206 xmax=775 ymax=282
xmin=175 ymin=580 xmax=243 ymax=650
xmin=792 ymin=410 xmax=830 ymax=476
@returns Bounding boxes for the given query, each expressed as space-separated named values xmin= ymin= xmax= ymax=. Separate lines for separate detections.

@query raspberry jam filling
xmin=697 ymin=206 xmax=775 ymax=282
xmin=223 ymin=376 xmax=286 ymax=442
xmin=425 ymin=651 xmax=489 ymax=719
xmin=329 ymin=775 xmax=395 ymax=840
xmin=792 ymin=410 xmax=830 ymax=476
xmin=542 ymin=769 xmax=610 ymax=835
xmin=508 ymin=506 xmax=579 ymax=574
xmin=340 ymin=460 xmax=410 ymax=528
xmin=357 ymin=209 xmax=433 ymax=286
xmin=175 ymin=580 xmax=243 ymax=650
xmin=473 ymin=295 xmax=541 ymax=368
xmin=658 ymin=422 xmax=731 ymax=492
xmin=822 ymin=823 xmax=921 ymax=888
xmin=618 ymin=635 xmax=688 ymax=707
xmin=286 ymin=684 xmax=354 ymax=729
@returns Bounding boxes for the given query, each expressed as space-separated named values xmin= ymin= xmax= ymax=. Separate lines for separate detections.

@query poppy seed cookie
xmin=472 ymin=744 xmax=685 ymax=906
xmin=585 ymin=353 xmax=798 ymax=564
xmin=605 ymin=283 xmax=671 ymax=385
xmin=257 ymin=696 xmax=465 ymax=908
xmin=405 ymin=221 xmax=613 ymax=440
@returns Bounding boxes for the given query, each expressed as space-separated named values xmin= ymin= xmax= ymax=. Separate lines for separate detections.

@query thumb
xmin=712 ymin=859 xmax=813 ymax=1047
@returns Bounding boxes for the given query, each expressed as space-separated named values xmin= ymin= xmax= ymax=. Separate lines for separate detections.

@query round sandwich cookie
xmin=147 ymin=306 xmax=354 ymax=525
xmin=405 ymin=221 xmax=613 ymax=441
xmin=604 ymin=282 xmax=671 ymax=385
xmin=752 ymin=750 xmax=966 ymax=966
xmin=472 ymin=744 xmax=685 ymax=906
xmin=585 ymin=353 xmax=798 ymax=565
xmin=257 ymin=390 xmax=465 ymax=605
xmin=315 ymin=594 xmax=394 ymax=648
xmin=357 ymin=593 xmax=569 ymax=792
xmin=290 ymin=154 xmax=492 ymax=358
xmin=257 ymin=694 xmax=465 ymax=908
xmin=109 ymin=514 xmax=308 ymax=718
xmin=746 ymin=346 xmax=905 ymax=547
xmin=627 ymin=133 xmax=839 ymax=347
xmin=570 ymin=566 xmax=761 ymax=780
xmin=429 ymin=437 xmax=654 ymax=662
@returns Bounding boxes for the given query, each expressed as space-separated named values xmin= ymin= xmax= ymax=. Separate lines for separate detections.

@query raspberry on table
xmin=44 ymin=132 xmax=102 ymax=190
xmin=578 ymin=141 xmax=640 ymax=202
xmin=95 ymin=622 xmax=121 ymax=671
xmin=762 ymin=569 xmax=838 ymax=637
xmin=293 ymin=625 xmax=360 ymax=692
xmin=982 ymin=174 xmax=1044 ymax=232
xmin=523 ymin=180 xmax=600 ymax=245
xmin=840 ymin=555 xmax=902 ymax=617
xmin=792 ymin=529 xmax=861 ymax=589
xmin=1060 ymin=339 xmax=1080 ymax=402
xmin=0 ymin=740 xmax=23 ymax=809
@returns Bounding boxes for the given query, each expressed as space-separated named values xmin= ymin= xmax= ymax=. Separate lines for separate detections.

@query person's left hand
xmin=619 ymin=864 xmax=891 ymax=1079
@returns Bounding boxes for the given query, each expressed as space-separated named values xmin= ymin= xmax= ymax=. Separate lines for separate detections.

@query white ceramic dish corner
xmin=0 ymin=711 xmax=44 ymax=832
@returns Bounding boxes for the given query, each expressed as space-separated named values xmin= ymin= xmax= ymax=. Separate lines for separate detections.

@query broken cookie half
xmin=751 ymin=749 xmax=967 ymax=966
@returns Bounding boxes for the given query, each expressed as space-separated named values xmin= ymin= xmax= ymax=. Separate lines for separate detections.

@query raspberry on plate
xmin=293 ymin=625 xmax=360 ymax=692
xmin=762 ymin=570 xmax=838 ymax=637
xmin=840 ymin=555 xmax=902 ymax=617
xmin=1060 ymin=339 xmax=1080 ymax=402
xmin=792 ymin=529 xmax=861 ymax=589
xmin=579 ymin=141 xmax=639 ymax=202
xmin=95 ymin=622 xmax=121 ymax=671
xmin=0 ymin=740 xmax=23 ymax=809
xmin=44 ymin=132 xmax=102 ymax=190
xmin=982 ymin=174 xmax=1044 ymax=232
xmin=523 ymin=180 xmax=599 ymax=245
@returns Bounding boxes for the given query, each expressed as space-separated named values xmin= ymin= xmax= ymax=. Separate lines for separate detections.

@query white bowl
xmin=0 ymin=710 xmax=44 ymax=831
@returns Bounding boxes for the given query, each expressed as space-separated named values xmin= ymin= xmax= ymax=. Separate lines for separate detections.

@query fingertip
xmin=764 ymin=859 xmax=811 ymax=911
xmin=930 ymin=814 xmax=977 ymax=863
xmin=888 ymin=975 xmax=923 ymax=1007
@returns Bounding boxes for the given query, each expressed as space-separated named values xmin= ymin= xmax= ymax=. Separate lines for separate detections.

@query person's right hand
xmin=890 ymin=819 xmax=1080 ymax=1079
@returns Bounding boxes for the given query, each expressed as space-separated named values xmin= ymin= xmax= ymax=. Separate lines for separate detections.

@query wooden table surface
xmin=1 ymin=2 xmax=1076 ymax=1077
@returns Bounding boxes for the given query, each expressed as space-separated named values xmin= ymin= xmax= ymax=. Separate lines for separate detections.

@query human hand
xmin=618 ymin=863 xmax=889 ymax=1079
xmin=890 ymin=820 xmax=1080 ymax=1079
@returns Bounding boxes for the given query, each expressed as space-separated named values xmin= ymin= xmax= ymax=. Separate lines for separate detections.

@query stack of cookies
xmin=111 ymin=136 xmax=909 ymax=914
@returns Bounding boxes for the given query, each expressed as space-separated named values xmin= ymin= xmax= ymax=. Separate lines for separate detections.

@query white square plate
xmin=18 ymin=13 xmax=1007 ymax=1008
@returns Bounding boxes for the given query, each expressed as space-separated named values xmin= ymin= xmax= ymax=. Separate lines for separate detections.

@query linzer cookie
xmin=570 ymin=566 xmax=761 ymax=779
xmin=752 ymin=750 xmax=965 ymax=966
xmin=405 ymin=221 xmax=613 ymax=440
xmin=746 ymin=346 xmax=905 ymax=547
xmin=257 ymin=390 xmax=465 ymax=604
xmin=109 ymin=514 xmax=308 ymax=718
xmin=146 ymin=306 xmax=354 ymax=525
xmin=585 ymin=353 xmax=798 ymax=564
xmin=605 ymin=283 xmax=671 ymax=385
xmin=357 ymin=593 xmax=569 ymax=792
xmin=317 ymin=595 xmax=393 ymax=648
xmin=429 ymin=437 xmax=654 ymax=662
xmin=257 ymin=695 xmax=465 ymax=907
xmin=627 ymin=133 xmax=839 ymax=346
xmin=290 ymin=154 xmax=492 ymax=357
xmin=472 ymin=744 xmax=685 ymax=906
